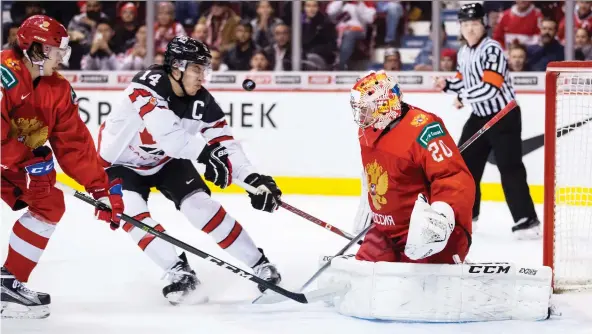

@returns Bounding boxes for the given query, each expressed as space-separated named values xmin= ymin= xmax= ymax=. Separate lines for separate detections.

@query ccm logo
xmin=468 ymin=265 xmax=511 ymax=274
xmin=26 ymin=162 xmax=54 ymax=176
xmin=519 ymin=268 xmax=537 ymax=275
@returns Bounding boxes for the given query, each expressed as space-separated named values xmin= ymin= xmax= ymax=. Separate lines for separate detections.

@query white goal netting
xmin=552 ymin=72 xmax=592 ymax=291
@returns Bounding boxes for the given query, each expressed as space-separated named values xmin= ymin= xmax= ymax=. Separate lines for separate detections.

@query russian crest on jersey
xmin=350 ymin=70 xmax=403 ymax=130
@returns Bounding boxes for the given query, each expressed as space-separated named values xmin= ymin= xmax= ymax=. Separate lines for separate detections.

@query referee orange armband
xmin=483 ymin=70 xmax=504 ymax=89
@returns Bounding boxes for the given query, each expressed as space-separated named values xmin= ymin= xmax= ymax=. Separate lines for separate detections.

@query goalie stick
xmin=234 ymin=179 xmax=362 ymax=245
xmin=56 ymin=182 xmax=341 ymax=305
xmin=253 ymin=223 xmax=373 ymax=304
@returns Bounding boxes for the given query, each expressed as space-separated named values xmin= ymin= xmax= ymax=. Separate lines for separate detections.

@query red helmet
xmin=17 ymin=15 xmax=69 ymax=51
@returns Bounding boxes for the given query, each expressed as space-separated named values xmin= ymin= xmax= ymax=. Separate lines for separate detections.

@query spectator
xmin=326 ymin=0 xmax=376 ymax=70
xmin=111 ymin=2 xmax=139 ymax=54
xmin=264 ymin=23 xmax=292 ymax=71
xmin=526 ymin=18 xmax=564 ymax=71
xmin=375 ymin=1 xmax=404 ymax=46
xmin=2 ymin=22 xmax=19 ymax=50
xmin=250 ymin=50 xmax=271 ymax=71
xmin=302 ymin=0 xmax=337 ymax=70
xmin=383 ymin=48 xmax=401 ymax=71
xmin=9 ymin=1 xmax=44 ymax=24
xmin=68 ymin=0 xmax=109 ymax=47
xmin=81 ymin=20 xmax=120 ymax=70
xmin=487 ymin=9 xmax=502 ymax=38
xmin=192 ymin=23 xmax=208 ymax=43
xmin=198 ymin=2 xmax=241 ymax=53
xmin=575 ymin=28 xmax=592 ymax=60
xmin=223 ymin=21 xmax=256 ymax=71
xmin=251 ymin=0 xmax=283 ymax=49
xmin=154 ymin=1 xmax=186 ymax=54
xmin=559 ymin=1 xmax=592 ymax=41
xmin=413 ymin=23 xmax=454 ymax=71
xmin=508 ymin=43 xmax=529 ymax=71
xmin=210 ymin=48 xmax=229 ymax=71
xmin=493 ymin=1 xmax=543 ymax=49
xmin=439 ymin=48 xmax=457 ymax=71
xmin=120 ymin=25 xmax=147 ymax=71
xmin=175 ymin=1 xmax=200 ymax=28
xmin=155 ymin=52 xmax=165 ymax=65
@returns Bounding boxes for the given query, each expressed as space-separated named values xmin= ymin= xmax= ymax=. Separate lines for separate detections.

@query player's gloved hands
xmin=197 ymin=142 xmax=233 ymax=189
xmin=90 ymin=179 xmax=124 ymax=230
xmin=20 ymin=146 xmax=56 ymax=199
xmin=244 ymin=173 xmax=282 ymax=212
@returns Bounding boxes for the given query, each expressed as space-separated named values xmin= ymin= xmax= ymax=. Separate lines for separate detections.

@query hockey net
xmin=544 ymin=61 xmax=592 ymax=292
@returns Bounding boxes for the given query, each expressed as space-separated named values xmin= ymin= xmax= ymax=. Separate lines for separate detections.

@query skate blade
xmin=166 ymin=289 xmax=209 ymax=306
xmin=514 ymin=226 xmax=542 ymax=240
xmin=1 ymin=301 xmax=50 ymax=319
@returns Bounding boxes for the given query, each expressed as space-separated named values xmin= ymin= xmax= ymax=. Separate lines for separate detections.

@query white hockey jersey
xmin=98 ymin=66 xmax=256 ymax=180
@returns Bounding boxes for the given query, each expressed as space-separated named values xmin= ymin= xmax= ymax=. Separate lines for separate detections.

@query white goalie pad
xmin=318 ymin=257 xmax=552 ymax=322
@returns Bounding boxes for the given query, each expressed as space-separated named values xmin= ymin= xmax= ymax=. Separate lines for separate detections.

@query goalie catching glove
xmin=197 ymin=142 xmax=233 ymax=189
xmin=404 ymin=194 xmax=455 ymax=260
xmin=244 ymin=173 xmax=282 ymax=212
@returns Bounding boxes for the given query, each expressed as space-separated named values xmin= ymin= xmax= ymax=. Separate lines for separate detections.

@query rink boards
xmin=55 ymin=71 xmax=592 ymax=205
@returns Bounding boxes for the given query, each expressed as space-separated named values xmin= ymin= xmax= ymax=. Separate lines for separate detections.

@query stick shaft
xmin=458 ymin=100 xmax=517 ymax=153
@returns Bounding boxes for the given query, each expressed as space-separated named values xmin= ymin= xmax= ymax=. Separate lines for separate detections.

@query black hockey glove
xmin=244 ymin=173 xmax=282 ymax=213
xmin=197 ymin=142 xmax=233 ymax=189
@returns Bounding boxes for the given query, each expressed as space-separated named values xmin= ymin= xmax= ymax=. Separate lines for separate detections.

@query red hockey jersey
xmin=493 ymin=4 xmax=542 ymax=49
xmin=558 ymin=12 xmax=592 ymax=41
xmin=0 ymin=49 xmax=108 ymax=191
xmin=359 ymin=104 xmax=474 ymax=240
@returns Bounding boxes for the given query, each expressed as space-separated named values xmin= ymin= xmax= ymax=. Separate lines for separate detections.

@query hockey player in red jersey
xmin=0 ymin=15 xmax=124 ymax=319
xmin=350 ymin=71 xmax=475 ymax=264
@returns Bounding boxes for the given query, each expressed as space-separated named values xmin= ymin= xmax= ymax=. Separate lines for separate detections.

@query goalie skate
xmin=162 ymin=253 xmax=208 ymax=305
xmin=252 ymin=248 xmax=281 ymax=293
xmin=1 ymin=267 xmax=50 ymax=319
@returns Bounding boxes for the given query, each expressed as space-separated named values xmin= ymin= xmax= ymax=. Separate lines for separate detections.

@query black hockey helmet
xmin=164 ymin=36 xmax=211 ymax=73
xmin=458 ymin=3 xmax=487 ymax=25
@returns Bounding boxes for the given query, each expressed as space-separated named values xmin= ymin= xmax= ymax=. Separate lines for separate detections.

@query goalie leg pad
xmin=318 ymin=258 xmax=552 ymax=322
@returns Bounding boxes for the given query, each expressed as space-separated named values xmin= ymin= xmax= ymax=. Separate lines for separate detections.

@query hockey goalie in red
xmin=0 ymin=15 xmax=124 ymax=319
xmin=352 ymin=70 xmax=475 ymax=264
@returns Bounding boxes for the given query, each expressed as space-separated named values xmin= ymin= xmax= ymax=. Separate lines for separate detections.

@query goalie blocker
xmin=318 ymin=257 xmax=552 ymax=322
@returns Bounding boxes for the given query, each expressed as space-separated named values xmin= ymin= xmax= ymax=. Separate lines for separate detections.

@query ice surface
xmin=2 ymin=195 xmax=591 ymax=334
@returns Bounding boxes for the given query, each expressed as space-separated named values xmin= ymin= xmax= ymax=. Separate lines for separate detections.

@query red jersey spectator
xmin=558 ymin=1 xmax=592 ymax=41
xmin=154 ymin=1 xmax=185 ymax=54
xmin=493 ymin=1 xmax=542 ymax=49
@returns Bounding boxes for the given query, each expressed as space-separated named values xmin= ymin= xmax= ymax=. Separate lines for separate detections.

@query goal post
xmin=544 ymin=61 xmax=592 ymax=292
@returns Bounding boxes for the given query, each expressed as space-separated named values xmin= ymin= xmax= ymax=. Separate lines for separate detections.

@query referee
xmin=434 ymin=3 xmax=539 ymax=239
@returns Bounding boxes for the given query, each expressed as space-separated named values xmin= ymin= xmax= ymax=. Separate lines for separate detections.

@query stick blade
xmin=252 ymin=283 xmax=350 ymax=305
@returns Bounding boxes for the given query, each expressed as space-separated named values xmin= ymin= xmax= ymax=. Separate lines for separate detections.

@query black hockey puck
xmin=242 ymin=79 xmax=256 ymax=91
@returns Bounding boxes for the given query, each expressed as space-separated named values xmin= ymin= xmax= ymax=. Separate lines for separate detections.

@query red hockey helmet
xmin=16 ymin=15 xmax=71 ymax=71
xmin=17 ymin=15 xmax=69 ymax=51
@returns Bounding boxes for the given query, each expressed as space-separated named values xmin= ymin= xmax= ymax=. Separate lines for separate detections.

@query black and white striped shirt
xmin=444 ymin=37 xmax=516 ymax=117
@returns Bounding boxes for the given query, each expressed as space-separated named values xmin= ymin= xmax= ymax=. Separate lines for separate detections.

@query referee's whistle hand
xmin=453 ymin=98 xmax=464 ymax=110
xmin=434 ymin=77 xmax=447 ymax=91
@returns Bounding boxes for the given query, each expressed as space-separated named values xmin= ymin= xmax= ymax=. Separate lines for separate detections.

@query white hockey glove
xmin=404 ymin=194 xmax=455 ymax=260
xmin=353 ymin=171 xmax=373 ymax=234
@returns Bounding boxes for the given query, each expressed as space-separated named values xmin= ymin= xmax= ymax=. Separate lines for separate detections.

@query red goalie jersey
xmin=356 ymin=104 xmax=475 ymax=263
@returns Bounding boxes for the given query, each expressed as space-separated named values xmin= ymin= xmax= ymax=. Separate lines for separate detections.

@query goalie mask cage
xmin=544 ymin=61 xmax=592 ymax=292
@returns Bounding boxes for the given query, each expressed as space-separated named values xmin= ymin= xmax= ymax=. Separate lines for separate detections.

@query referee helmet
xmin=458 ymin=3 xmax=488 ymax=27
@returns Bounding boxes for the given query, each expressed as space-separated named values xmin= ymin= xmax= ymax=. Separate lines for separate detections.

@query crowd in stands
xmin=1 ymin=0 xmax=590 ymax=72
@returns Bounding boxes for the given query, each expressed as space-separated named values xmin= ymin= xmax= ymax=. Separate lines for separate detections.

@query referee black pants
xmin=458 ymin=106 xmax=537 ymax=222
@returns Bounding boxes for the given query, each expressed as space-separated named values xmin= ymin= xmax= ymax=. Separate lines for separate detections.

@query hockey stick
xmin=234 ymin=179 xmax=362 ymax=245
xmin=253 ymin=223 xmax=373 ymax=304
xmin=56 ymin=182 xmax=326 ymax=304
xmin=457 ymin=99 xmax=517 ymax=153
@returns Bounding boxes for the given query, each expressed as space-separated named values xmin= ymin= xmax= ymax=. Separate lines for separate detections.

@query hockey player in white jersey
xmin=98 ymin=36 xmax=282 ymax=304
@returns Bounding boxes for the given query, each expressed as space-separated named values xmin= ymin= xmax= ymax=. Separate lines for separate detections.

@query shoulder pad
xmin=131 ymin=68 xmax=172 ymax=98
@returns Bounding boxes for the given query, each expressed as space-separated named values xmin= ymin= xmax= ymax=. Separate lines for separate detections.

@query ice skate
xmin=252 ymin=248 xmax=281 ymax=293
xmin=512 ymin=217 xmax=542 ymax=240
xmin=162 ymin=253 xmax=207 ymax=305
xmin=1 ymin=267 xmax=50 ymax=319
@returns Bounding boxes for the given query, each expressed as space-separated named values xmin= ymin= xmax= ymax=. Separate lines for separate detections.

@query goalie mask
xmin=350 ymin=70 xmax=403 ymax=130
